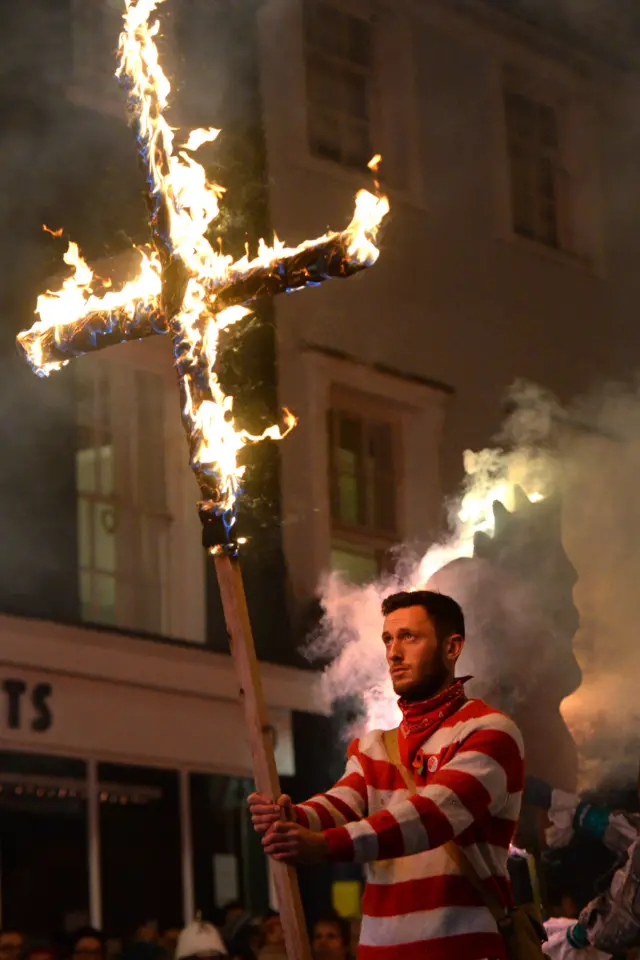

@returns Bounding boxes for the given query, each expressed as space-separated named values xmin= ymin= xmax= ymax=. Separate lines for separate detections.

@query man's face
xmin=0 ymin=933 xmax=23 ymax=960
xmin=311 ymin=922 xmax=347 ymax=960
xmin=383 ymin=605 xmax=461 ymax=700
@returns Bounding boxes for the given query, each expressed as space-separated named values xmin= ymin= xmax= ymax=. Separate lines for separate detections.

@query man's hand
xmin=262 ymin=821 xmax=330 ymax=864
xmin=248 ymin=792 xmax=293 ymax=835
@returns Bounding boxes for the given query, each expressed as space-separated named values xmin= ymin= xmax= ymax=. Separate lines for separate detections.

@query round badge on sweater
xmin=427 ymin=756 xmax=439 ymax=773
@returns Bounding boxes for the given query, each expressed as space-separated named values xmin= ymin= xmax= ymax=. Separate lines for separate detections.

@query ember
xmin=15 ymin=0 xmax=389 ymax=955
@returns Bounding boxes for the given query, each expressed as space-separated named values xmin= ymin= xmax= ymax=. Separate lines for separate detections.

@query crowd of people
xmin=0 ymin=906 xmax=355 ymax=960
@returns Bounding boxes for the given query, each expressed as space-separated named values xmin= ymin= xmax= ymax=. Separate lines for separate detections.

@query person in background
xmin=69 ymin=929 xmax=104 ymax=960
xmin=311 ymin=915 xmax=351 ymax=960
xmin=23 ymin=941 xmax=56 ymax=960
xmin=0 ymin=931 xmax=24 ymax=960
xmin=220 ymin=904 xmax=255 ymax=960
xmin=122 ymin=923 xmax=164 ymax=960
xmin=256 ymin=915 xmax=285 ymax=960
xmin=159 ymin=927 xmax=181 ymax=960
xmin=175 ymin=920 xmax=226 ymax=960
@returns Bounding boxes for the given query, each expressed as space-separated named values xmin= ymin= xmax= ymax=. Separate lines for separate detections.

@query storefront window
xmin=0 ymin=751 xmax=89 ymax=935
xmin=98 ymin=763 xmax=181 ymax=938
xmin=190 ymin=774 xmax=269 ymax=922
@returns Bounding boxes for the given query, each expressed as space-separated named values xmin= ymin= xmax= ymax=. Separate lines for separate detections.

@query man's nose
xmin=387 ymin=638 xmax=402 ymax=660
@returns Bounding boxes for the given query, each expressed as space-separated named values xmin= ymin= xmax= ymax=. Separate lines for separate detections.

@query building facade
xmin=259 ymin=0 xmax=640 ymax=596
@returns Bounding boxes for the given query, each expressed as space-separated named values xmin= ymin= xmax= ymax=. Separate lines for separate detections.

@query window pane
xmin=99 ymin=763 xmax=182 ymax=938
xmin=330 ymin=546 xmax=379 ymax=585
xmin=97 ymin=444 xmax=114 ymax=496
xmin=93 ymin=572 xmax=117 ymax=625
xmin=539 ymin=103 xmax=558 ymax=148
xmin=309 ymin=108 xmax=343 ymax=162
xmin=191 ymin=774 xmax=269 ymax=919
xmin=337 ymin=459 xmax=360 ymax=525
xmin=136 ymin=371 xmax=167 ymax=512
xmin=310 ymin=1 xmax=346 ymax=58
xmin=343 ymin=120 xmax=372 ymax=170
xmin=538 ymin=201 xmax=559 ymax=248
xmin=307 ymin=56 xmax=344 ymax=111
xmin=347 ymin=15 xmax=372 ymax=67
xmin=0 ymin=752 xmax=88 ymax=934
xmin=510 ymin=149 xmax=535 ymax=238
xmin=329 ymin=408 xmax=398 ymax=533
xmin=368 ymin=423 xmax=396 ymax=533
xmin=78 ymin=498 xmax=92 ymax=568
xmin=336 ymin=415 xmax=365 ymax=525
xmin=79 ymin=570 xmax=93 ymax=622
xmin=505 ymin=91 xmax=535 ymax=143
xmin=76 ymin=441 xmax=96 ymax=494
xmin=94 ymin=502 xmax=117 ymax=572
xmin=342 ymin=68 xmax=369 ymax=121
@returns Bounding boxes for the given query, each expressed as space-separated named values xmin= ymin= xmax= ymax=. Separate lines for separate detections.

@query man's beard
xmin=399 ymin=659 xmax=451 ymax=702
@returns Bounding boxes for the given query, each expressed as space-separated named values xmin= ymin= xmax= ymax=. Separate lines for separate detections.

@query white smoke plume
xmin=309 ymin=379 xmax=640 ymax=793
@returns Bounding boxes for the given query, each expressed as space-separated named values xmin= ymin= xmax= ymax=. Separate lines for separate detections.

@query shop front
xmin=0 ymin=613 xmax=325 ymax=939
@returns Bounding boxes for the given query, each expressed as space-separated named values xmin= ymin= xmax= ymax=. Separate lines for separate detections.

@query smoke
xmin=309 ymin=379 xmax=640 ymax=793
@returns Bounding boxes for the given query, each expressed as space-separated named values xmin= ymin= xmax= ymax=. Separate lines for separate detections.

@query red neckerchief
xmin=398 ymin=676 xmax=472 ymax=769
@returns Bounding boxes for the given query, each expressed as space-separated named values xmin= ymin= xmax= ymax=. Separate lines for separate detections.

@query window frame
xmin=302 ymin=0 xmax=375 ymax=171
xmin=493 ymin=59 xmax=603 ymax=274
xmin=326 ymin=384 xmax=403 ymax=582
xmin=502 ymin=71 xmax=571 ymax=253
xmin=75 ymin=357 xmax=174 ymax=636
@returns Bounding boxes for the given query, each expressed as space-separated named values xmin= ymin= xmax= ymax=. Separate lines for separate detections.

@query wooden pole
xmin=213 ymin=551 xmax=312 ymax=960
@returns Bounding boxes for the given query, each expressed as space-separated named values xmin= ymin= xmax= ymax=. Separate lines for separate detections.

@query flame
xmin=182 ymin=127 xmax=221 ymax=152
xmin=17 ymin=0 xmax=389 ymax=533
xmin=43 ymin=224 xmax=64 ymax=238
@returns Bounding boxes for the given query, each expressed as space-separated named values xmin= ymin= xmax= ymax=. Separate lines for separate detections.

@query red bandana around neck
xmin=398 ymin=675 xmax=472 ymax=768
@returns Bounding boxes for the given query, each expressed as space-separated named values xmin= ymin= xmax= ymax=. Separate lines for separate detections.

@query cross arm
xmin=17 ymin=297 xmax=168 ymax=376
xmin=17 ymin=221 xmax=377 ymax=377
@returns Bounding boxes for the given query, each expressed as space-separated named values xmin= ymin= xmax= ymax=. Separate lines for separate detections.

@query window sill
xmin=497 ymin=231 xmax=604 ymax=278
xmin=290 ymin=150 xmax=426 ymax=213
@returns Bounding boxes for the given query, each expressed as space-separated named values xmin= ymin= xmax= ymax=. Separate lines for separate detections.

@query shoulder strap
xmin=382 ymin=727 xmax=507 ymax=921
xmin=382 ymin=727 xmax=416 ymax=794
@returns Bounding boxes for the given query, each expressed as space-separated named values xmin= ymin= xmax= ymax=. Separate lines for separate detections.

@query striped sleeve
xmin=323 ymin=713 xmax=524 ymax=863
xmin=294 ymin=738 xmax=368 ymax=832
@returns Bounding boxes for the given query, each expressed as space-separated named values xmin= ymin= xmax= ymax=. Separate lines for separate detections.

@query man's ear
xmin=444 ymin=633 xmax=464 ymax=664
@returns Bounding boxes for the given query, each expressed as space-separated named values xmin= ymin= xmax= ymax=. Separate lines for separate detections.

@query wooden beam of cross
xmin=16 ymin=2 xmax=389 ymax=954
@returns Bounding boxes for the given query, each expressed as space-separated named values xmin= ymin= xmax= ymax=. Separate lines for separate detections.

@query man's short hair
xmin=381 ymin=590 xmax=465 ymax=641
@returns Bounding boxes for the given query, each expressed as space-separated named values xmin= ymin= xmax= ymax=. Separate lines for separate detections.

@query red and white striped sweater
xmin=294 ymin=695 xmax=524 ymax=960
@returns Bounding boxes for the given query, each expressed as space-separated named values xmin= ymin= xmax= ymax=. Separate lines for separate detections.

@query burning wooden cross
xmin=17 ymin=1 xmax=388 ymax=953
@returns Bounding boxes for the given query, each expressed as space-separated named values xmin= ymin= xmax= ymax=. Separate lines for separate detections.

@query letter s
xmin=31 ymin=683 xmax=52 ymax=732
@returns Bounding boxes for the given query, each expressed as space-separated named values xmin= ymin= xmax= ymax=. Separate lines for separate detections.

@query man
xmin=70 ymin=930 xmax=104 ymax=960
xmin=249 ymin=590 xmax=525 ymax=959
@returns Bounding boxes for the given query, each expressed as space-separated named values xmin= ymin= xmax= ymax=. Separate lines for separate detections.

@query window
xmin=304 ymin=0 xmax=373 ymax=169
xmin=327 ymin=402 xmax=398 ymax=584
xmin=503 ymin=79 xmax=569 ymax=250
xmin=76 ymin=361 xmax=172 ymax=634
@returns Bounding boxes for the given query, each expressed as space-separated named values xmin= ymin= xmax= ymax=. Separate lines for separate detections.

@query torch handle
xmin=213 ymin=552 xmax=312 ymax=960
